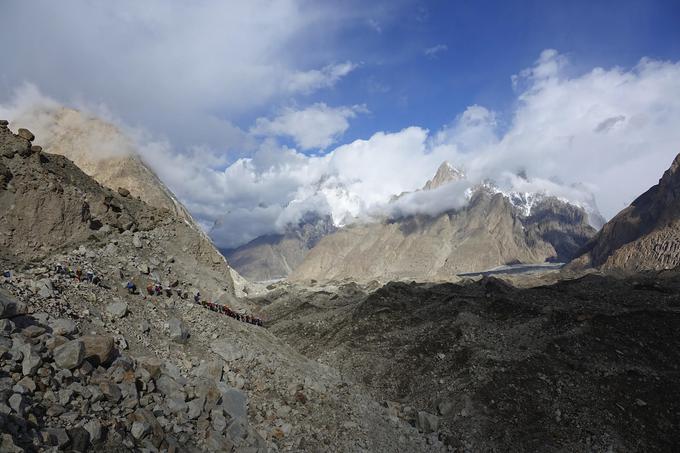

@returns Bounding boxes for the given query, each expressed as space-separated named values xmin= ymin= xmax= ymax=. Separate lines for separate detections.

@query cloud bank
xmin=3 ymin=50 xmax=680 ymax=250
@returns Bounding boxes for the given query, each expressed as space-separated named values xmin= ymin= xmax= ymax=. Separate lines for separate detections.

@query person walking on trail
xmin=86 ymin=270 xmax=94 ymax=283
xmin=75 ymin=268 xmax=83 ymax=282
xmin=2 ymin=270 xmax=10 ymax=282
xmin=194 ymin=291 xmax=201 ymax=304
xmin=126 ymin=281 xmax=137 ymax=294
xmin=146 ymin=283 xmax=154 ymax=296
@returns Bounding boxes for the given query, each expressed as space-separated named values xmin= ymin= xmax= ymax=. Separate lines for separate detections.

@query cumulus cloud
xmin=4 ymin=50 xmax=680 ymax=250
xmin=250 ymin=103 xmax=367 ymax=150
xmin=0 ymin=0 xmax=360 ymax=151
xmin=212 ymin=50 xmax=680 ymax=247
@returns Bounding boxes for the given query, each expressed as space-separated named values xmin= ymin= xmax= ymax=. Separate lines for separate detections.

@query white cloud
xmin=0 ymin=1 xmax=360 ymax=151
xmin=4 ymin=50 xmax=680 ymax=250
xmin=424 ymin=44 xmax=448 ymax=57
xmin=284 ymin=62 xmax=359 ymax=95
xmin=251 ymin=103 xmax=367 ymax=150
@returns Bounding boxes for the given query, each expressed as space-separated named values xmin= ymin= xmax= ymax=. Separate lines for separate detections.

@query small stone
xmin=54 ymin=340 xmax=85 ymax=369
xmin=117 ymin=187 xmax=130 ymax=197
xmin=636 ymin=398 xmax=648 ymax=407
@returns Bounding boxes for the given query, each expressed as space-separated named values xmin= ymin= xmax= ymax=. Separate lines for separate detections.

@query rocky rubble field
xmin=257 ymin=273 xmax=680 ymax=452
xmin=0 ymin=239 xmax=442 ymax=452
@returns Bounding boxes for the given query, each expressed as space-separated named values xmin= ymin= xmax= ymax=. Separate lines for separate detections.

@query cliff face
xmin=290 ymin=189 xmax=596 ymax=283
xmin=570 ymin=153 xmax=680 ymax=273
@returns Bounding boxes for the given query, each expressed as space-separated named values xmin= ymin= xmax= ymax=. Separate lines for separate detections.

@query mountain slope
xmin=570 ymin=152 xmax=680 ymax=272
xmin=221 ymin=214 xmax=335 ymax=281
xmin=290 ymin=164 xmax=597 ymax=282
xmin=8 ymin=107 xmax=191 ymax=220
xmin=0 ymin=121 xmax=235 ymax=296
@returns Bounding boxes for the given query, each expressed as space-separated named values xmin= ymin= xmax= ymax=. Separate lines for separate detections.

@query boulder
xmin=0 ymin=292 xmax=27 ymax=318
xmin=131 ymin=421 xmax=150 ymax=439
xmin=54 ymin=340 xmax=85 ymax=369
xmin=0 ymin=163 xmax=11 ymax=189
xmin=219 ymin=386 xmax=247 ymax=419
xmin=99 ymin=381 xmax=122 ymax=402
xmin=416 ymin=411 xmax=440 ymax=433
xmin=106 ymin=300 xmax=128 ymax=318
xmin=17 ymin=128 xmax=35 ymax=142
xmin=83 ymin=419 xmax=102 ymax=444
xmin=132 ymin=234 xmax=143 ymax=248
xmin=21 ymin=346 xmax=42 ymax=376
xmin=168 ymin=318 xmax=189 ymax=344
xmin=49 ymin=318 xmax=78 ymax=336
xmin=156 ymin=374 xmax=186 ymax=400
xmin=8 ymin=393 xmax=25 ymax=415
xmin=67 ymin=427 xmax=90 ymax=452
xmin=81 ymin=335 xmax=114 ymax=365
xmin=137 ymin=356 xmax=162 ymax=379
xmin=211 ymin=339 xmax=244 ymax=362
xmin=117 ymin=187 xmax=130 ymax=197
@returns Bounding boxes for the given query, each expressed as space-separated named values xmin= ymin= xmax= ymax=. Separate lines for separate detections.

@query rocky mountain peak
xmin=423 ymin=161 xmax=465 ymax=190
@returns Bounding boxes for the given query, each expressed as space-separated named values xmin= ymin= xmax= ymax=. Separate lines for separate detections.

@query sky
xmin=2 ymin=0 xmax=680 ymax=248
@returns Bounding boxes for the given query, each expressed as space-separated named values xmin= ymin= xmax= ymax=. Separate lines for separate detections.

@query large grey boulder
xmin=137 ymin=356 xmax=162 ymax=379
xmin=211 ymin=339 xmax=245 ymax=362
xmin=21 ymin=346 xmax=42 ymax=376
xmin=219 ymin=384 xmax=247 ymax=419
xmin=54 ymin=340 xmax=85 ymax=369
xmin=156 ymin=373 xmax=186 ymax=400
xmin=49 ymin=318 xmax=78 ymax=336
xmin=416 ymin=410 xmax=440 ymax=433
xmin=106 ymin=300 xmax=128 ymax=318
xmin=0 ymin=292 xmax=27 ymax=318
xmin=81 ymin=335 xmax=114 ymax=365
xmin=168 ymin=318 xmax=189 ymax=344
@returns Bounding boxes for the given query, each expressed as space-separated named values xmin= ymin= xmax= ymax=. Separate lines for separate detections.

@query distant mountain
xmin=290 ymin=163 xmax=598 ymax=282
xmin=569 ymin=152 xmax=680 ymax=272
xmin=221 ymin=213 xmax=336 ymax=281
xmin=423 ymin=161 xmax=465 ymax=190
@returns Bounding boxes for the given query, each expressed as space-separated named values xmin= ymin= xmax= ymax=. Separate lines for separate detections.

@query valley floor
xmin=253 ymin=271 xmax=680 ymax=452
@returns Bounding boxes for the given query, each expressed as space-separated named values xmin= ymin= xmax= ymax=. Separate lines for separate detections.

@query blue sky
xmin=291 ymin=0 xmax=680 ymax=145
xmin=2 ymin=0 xmax=680 ymax=247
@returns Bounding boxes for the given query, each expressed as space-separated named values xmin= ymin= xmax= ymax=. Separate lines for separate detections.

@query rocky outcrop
xmin=570 ymin=152 xmax=680 ymax=272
